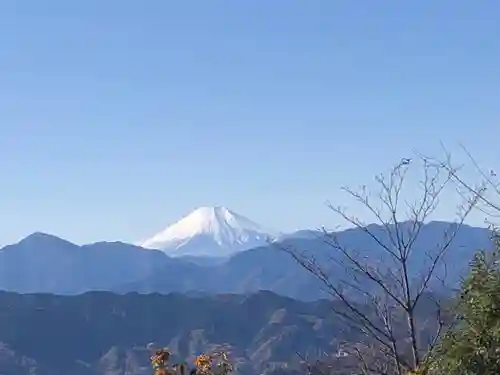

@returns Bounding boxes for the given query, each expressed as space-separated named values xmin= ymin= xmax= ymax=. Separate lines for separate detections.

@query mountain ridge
xmin=0 ymin=290 xmax=358 ymax=375
xmin=0 ymin=289 xmax=449 ymax=375
xmin=0 ymin=221 xmax=492 ymax=300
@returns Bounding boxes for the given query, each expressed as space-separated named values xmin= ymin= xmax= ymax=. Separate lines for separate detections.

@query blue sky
xmin=0 ymin=1 xmax=499 ymax=246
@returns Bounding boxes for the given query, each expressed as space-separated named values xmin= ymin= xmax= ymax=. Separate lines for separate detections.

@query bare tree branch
xmin=279 ymin=156 xmax=479 ymax=375
xmin=422 ymin=143 xmax=499 ymax=219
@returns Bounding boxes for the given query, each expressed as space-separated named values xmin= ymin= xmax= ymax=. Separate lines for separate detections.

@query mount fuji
xmin=139 ymin=206 xmax=278 ymax=257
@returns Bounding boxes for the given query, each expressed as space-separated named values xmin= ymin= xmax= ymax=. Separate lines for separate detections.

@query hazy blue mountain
xmin=0 ymin=222 xmax=493 ymax=299
xmin=116 ymin=221 xmax=494 ymax=300
xmin=176 ymin=254 xmax=230 ymax=266
xmin=0 ymin=233 xmax=193 ymax=294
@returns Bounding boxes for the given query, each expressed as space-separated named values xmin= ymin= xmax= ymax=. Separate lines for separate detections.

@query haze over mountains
xmin=0 ymin=206 xmax=493 ymax=299
xmin=0 ymin=206 xmax=495 ymax=375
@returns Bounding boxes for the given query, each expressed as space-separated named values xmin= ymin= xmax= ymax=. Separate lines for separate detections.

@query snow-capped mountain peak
xmin=140 ymin=206 xmax=277 ymax=257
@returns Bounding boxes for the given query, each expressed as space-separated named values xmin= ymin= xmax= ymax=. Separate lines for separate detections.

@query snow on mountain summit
xmin=140 ymin=206 xmax=277 ymax=257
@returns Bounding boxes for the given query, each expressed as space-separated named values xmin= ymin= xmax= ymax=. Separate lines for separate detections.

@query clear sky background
xmin=0 ymin=1 xmax=499 ymax=246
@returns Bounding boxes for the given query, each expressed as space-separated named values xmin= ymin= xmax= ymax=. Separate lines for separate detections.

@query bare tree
xmin=425 ymin=143 xmax=500 ymax=225
xmin=281 ymin=157 xmax=480 ymax=375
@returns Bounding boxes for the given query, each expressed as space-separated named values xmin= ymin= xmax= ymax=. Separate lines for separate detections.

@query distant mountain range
xmin=0 ymin=217 xmax=493 ymax=299
xmin=0 ymin=290 xmax=434 ymax=375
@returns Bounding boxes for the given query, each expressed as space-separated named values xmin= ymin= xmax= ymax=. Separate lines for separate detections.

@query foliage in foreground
xmin=430 ymin=241 xmax=500 ymax=375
